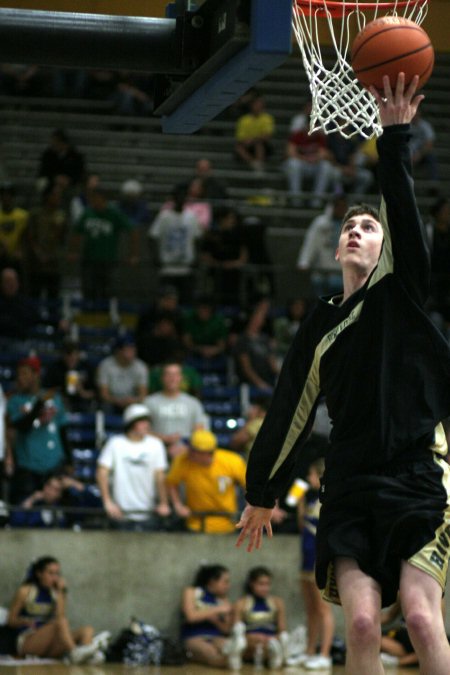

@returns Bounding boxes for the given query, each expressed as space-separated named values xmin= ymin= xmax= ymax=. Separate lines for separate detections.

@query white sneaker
xmin=286 ymin=652 xmax=309 ymax=666
xmin=279 ymin=630 xmax=290 ymax=663
xmin=92 ymin=630 xmax=111 ymax=651
xmin=304 ymin=654 xmax=332 ymax=670
xmin=380 ymin=652 xmax=400 ymax=667
xmin=223 ymin=621 xmax=247 ymax=670
xmin=86 ymin=649 xmax=106 ymax=665
xmin=69 ymin=642 xmax=99 ymax=664
xmin=268 ymin=637 xmax=283 ymax=669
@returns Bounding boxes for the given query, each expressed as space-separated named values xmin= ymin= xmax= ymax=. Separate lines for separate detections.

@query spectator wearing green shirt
xmin=182 ymin=296 xmax=228 ymax=360
xmin=69 ymin=187 xmax=139 ymax=300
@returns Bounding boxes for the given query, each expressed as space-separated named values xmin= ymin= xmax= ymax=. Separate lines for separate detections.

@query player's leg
xmin=301 ymin=578 xmax=321 ymax=656
xmin=399 ymin=561 xmax=450 ymax=675
xmin=334 ymin=557 xmax=384 ymax=675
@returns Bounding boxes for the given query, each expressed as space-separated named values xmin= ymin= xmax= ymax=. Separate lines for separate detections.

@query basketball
xmin=351 ymin=17 xmax=434 ymax=93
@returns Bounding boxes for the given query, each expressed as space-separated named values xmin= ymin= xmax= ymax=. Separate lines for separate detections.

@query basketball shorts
xmin=316 ymin=453 xmax=450 ymax=607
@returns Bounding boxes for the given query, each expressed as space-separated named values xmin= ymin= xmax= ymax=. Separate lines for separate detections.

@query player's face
xmin=336 ymin=214 xmax=383 ymax=273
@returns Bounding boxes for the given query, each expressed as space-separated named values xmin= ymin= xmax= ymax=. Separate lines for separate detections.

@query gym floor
xmin=0 ymin=664 xmax=420 ymax=674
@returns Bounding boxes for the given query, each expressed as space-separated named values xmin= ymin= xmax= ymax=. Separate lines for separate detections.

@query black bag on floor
xmin=0 ymin=626 xmax=18 ymax=656
xmin=106 ymin=618 xmax=185 ymax=666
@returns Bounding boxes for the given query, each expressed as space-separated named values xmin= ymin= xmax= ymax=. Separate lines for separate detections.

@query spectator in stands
xmin=9 ymin=473 xmax=96 ymax=528
xmin=0 ymin=267 xmax=41 ymax=340
xmin=327 ymin=123 xmax=374 ymax=196
xmin=233 ymin=300 xmax=279 ymax=392
xmin=273 ymin=297 xmax=309 ymax=359
xmin=183 ymin=177 xmax=213 ymax=230
xmin=6 ymin=356 xmax=71 ymax=505
xmin=241 ymin=214 xmax=275 ymax=300
xmin=136 ymin=285 xmax=183 ymax=361
xmin=148 ymin=357 xmax=202 ymax=398
xmin=182 ymin=295 xmax=228 ymax=361
xmin=230 ymin=396 xmax=270 ymax=462
xmin=113 ymin=71 xmax=153 ymax=116
xmin=7 ymin=556 xmax=107 ymax=664
xmin=234 ymin=95 xmax=275 ymax=173
xmin=96 ymin=403 xmax=170 ymax=530
xmin=192 ymin=158 xmax=228 ymax=200
xmin=167 ymin=429 xmax=246 ymax=533
xmin=174 ymin=158 xmax=228 ymax=205
xmin=68 ymin=186 xmax=139 ymax=301
xmin=0 ymin=64 xmax=43 ymax=96
xmin=200 ymin=206 xmax=248 ymax=306
xmin=38 ymin=128 xmax=86 ymax=192
xmin=97 ymin=334 xmax=148 ymax=414
xmin=143 ymin=361 xmax=207 ymax=459
xmin=148 ymin=189 xmax=202 ymax=304
xmin=427 ymin=197 xmax=450 ymax=331
xmin=43 ymin=338 xmax=97 ymax=413
xmin=27 ymin=183 xmax=68 ymax=299
xmin=283 ymin=102 xmax=335 ymax=208
xmin=117 ymin=179 xmax=151 ymax=229
xmin=0 ymin=182 xmax=29 ymax=274
xmin=69 ymin=174 xmax=100 ymax=226
xmin=181 ymin=563 xmax=245 ymax=670
xmin=141 ymin=314 xmax=184 ymax=368
xmin=296 ymin=194 xmax=348 ymax=296
xmin=410 ymin=109 xmax=440 ymax=187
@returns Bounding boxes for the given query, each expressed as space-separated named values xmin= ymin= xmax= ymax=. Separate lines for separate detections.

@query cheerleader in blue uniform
xmin=7 ymin=556 xmax=106 ymax=664
xmin=181 ymin=564 xmax=246 ymax=669
xmin=233 ymin=566 xmax=288 ymax=669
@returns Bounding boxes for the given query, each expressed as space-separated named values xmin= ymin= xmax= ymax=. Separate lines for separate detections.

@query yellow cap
xmin=190 ymin=429 xmax=218 ymax=452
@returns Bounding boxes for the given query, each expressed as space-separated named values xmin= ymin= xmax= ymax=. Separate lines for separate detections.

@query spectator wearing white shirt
xmin=96 ymin=403 xmax=170 ymax=530
xmin=148 ymin=190 xmax=202 ymax=303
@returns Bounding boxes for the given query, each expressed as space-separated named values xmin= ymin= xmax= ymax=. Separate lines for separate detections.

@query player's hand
xmin=371 ymin=72 xmax=424 ymax=127
xmin=235 ymin=504 xmax=274 ymax=552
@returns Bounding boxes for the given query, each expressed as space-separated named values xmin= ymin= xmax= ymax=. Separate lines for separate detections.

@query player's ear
xmin=335 ymin=247 xmax=340 ymax=262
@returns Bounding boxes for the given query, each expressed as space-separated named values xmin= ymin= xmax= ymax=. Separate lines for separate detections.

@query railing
xmin=2 ymin=503 xmax=243 ymax=533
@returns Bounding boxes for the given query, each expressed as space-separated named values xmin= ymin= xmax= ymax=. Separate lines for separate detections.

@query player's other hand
xmin=371 ymin=72 xmax=424 ymax=127
xmin=235 ymin=504 xmax=274 ymax=552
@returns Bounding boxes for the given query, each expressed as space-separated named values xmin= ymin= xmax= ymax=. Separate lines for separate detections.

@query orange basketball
xmin=351 ymin=17 xmax=434 ymax=93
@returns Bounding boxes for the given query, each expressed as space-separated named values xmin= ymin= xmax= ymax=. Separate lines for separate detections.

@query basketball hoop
xmin=292 ymin=0 xmax=429 ymax=137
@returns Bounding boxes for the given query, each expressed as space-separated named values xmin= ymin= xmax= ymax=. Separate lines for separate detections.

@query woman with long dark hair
xmin=8 ymin=556 xmax=107 ymax=663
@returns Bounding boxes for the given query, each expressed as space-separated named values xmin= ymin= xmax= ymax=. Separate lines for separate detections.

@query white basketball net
xmin=292 ymin=0 xmax=429 ymax=138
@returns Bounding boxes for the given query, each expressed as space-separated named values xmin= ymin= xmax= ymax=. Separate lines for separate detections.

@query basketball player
xmin=236 ymin=73 xmax=450 ymax=675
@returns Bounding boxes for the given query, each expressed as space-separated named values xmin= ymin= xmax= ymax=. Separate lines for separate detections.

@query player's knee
xmin=347 ymin=611 xmax=380 ymax=647
xmin=404 ymin=609 xmax=434 ymax=647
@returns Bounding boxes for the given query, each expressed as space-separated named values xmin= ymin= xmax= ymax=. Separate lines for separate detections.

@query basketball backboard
xmin=0 ymin=0 xmax=292 ymax=134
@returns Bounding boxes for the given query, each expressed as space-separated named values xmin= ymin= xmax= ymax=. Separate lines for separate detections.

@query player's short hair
xmin=341 ymin=203 xmax=380 ymax=231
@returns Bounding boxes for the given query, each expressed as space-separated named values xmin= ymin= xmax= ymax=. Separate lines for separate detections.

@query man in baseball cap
xmin=166 ymin=429 xmax=246 ymax=534
xmin=96 ymin=403 xmax=170 ymax=529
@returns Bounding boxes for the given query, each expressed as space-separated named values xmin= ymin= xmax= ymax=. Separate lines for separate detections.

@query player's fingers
xmin=394 ymin=71 xmax=405 ymax=102
xmin=382 ymin=74 xmax=393 ymax=101
xmin=265 ymin=521 xmax=273 ymax=538
xmin=405 ymin=74 xmax=419 ymax=100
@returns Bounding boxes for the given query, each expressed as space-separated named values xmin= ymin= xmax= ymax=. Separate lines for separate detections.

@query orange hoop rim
xmin=294 ymin=0 xmax=428 ymax=18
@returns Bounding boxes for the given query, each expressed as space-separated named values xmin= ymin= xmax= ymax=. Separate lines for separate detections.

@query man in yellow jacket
xmin=167 ymin=429 xmax=246 ymax=534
